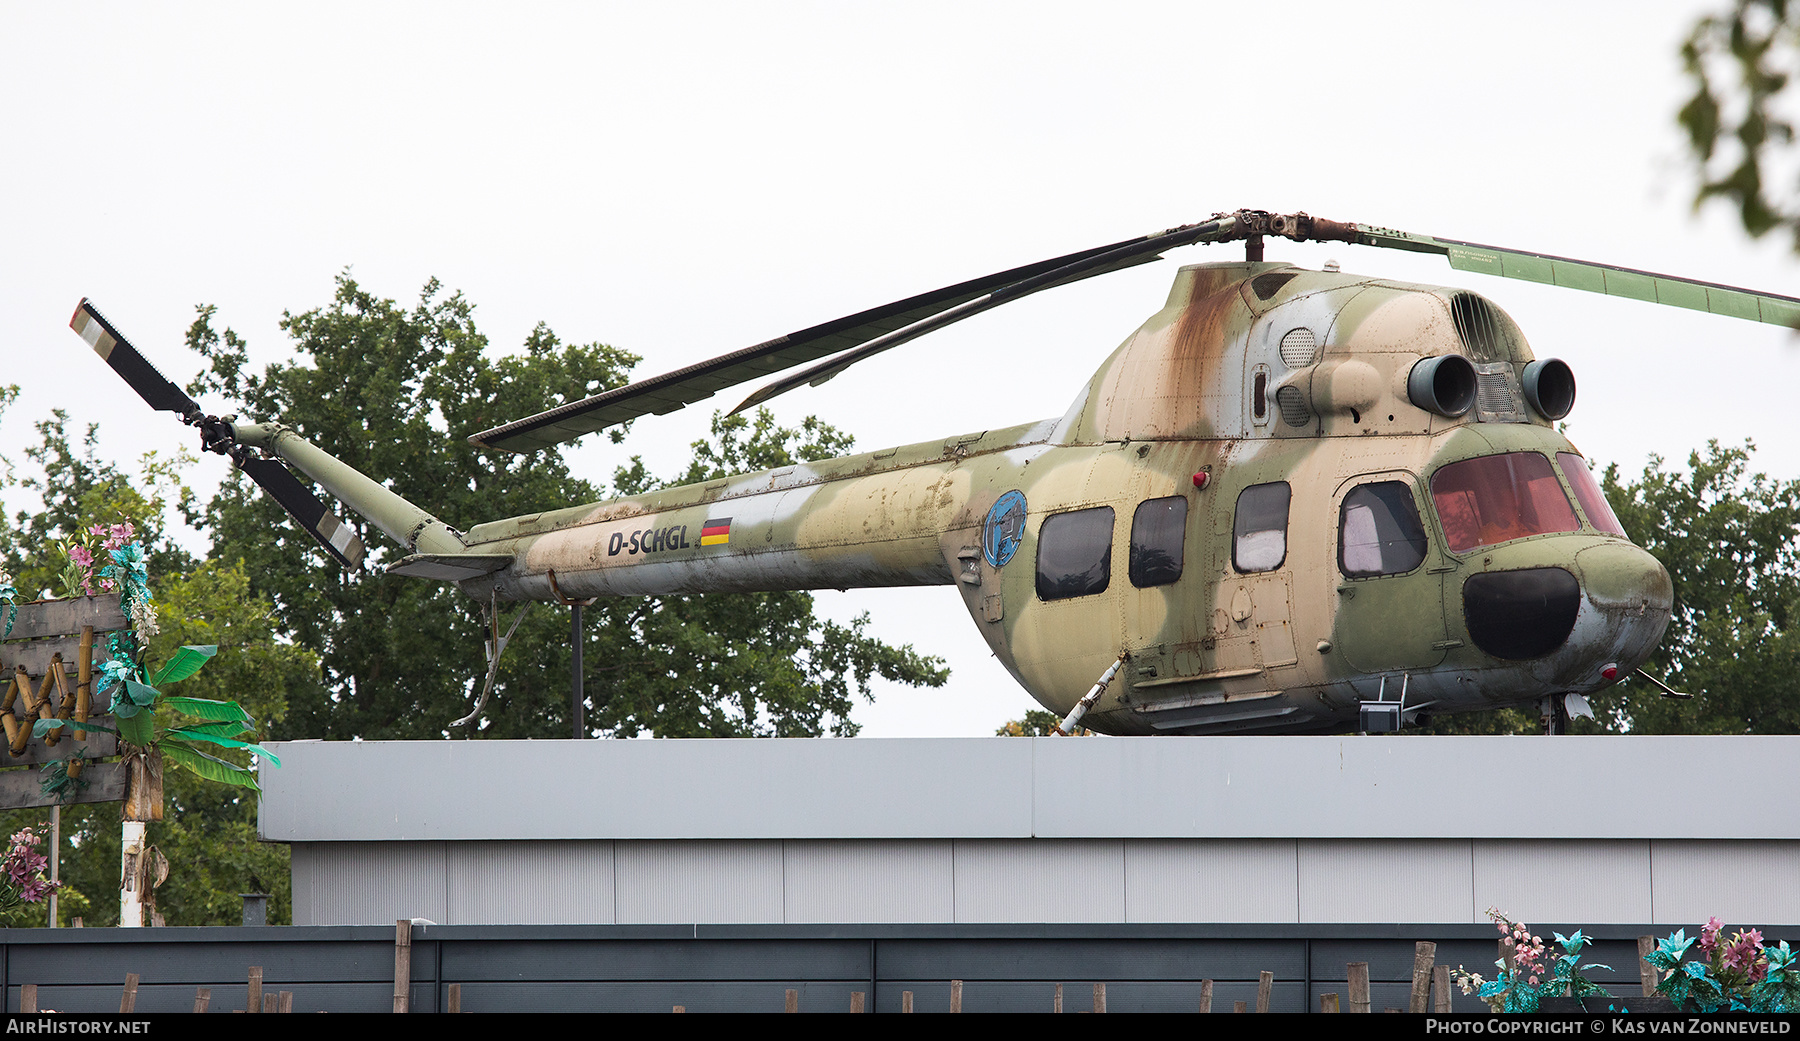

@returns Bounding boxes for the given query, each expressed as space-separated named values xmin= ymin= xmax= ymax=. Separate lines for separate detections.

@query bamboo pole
xmin=784 ymin=988 xmax=797 ymax=1013
xmin=193 ymin=988 xmax=210 ymax=1013
xmin=393 ymin=921 xmax=411 ymax=1013
xmin=1198 ymin=979 xmax=1213 ymax=1013
xmin=1411 ymin=941 xmax=1436 ymax=1014
xmin=119 ymin=973 xmax=138 ymax=1013
xmin=1094 ymin=982 xmax=1106 ymax=1013
xmin=20 ymin=985 xmax=36 ymax=1013
xmin=1256 ymin=970 xmax=1273 ymax=1013
xmin=1347 ymin=962 xmax=1371 ymax=1013
xmin=448 ymin=983 xmax=461 ymax=1013
xmin=248 ymin=965 xmax=263 ymax=1015
xmin=1434 ymin=965 xmax=1451 ymax=1012
xmin=950 ymin=979 xmax=961 ymax=1013
xmin=1321 ymin=993 xmax=1340 ymax=1013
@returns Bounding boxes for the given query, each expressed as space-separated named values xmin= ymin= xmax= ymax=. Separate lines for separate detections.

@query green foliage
xmin=1680 ymin=0 xmax=1800 ymax=249
xmin=1602 ymin=440 xmax=1800 ymax=732
xmin=0 ymin=401 xmax=301 ymax=922
xmin=191 ymin=275 xmax=945 ymax=739
xmin=996 ymin=709 xmax=1063 ymax=736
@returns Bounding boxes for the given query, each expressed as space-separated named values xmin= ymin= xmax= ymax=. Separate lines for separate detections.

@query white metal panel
xmin=447 ymin=841 xmax=615 ymax=925
xmin=1123 ymin=839 xmax=1300 ymax=923
xmin=290 ymin=842 xmax=447 ymax=927
xmin=264 ymin=736 xmax=1800 ymax=843
xmin=1297 ymin=840 xmax=1473 ymax=923
xmin=783 ymin=840 xmax=954 ymax=923
xmin=1471 ymin=840 xmax=1651 ymax=925
xmin=262 ymin=738 xmax=1034 ymax=841
xmin=1028 ymin=736 xmax=1800 ymax=840
xmin=1650 ymin=841 xmax=1800 ymax=926
xmin=614 ymin=840 xmax=784 ymax=923
xmin=952 ymin=839 xmax=1124 ymax=923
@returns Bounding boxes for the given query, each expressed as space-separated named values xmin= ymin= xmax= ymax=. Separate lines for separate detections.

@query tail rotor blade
xmin=69 ymin=300 xmax=202 ymax=417
xmin=238 ymin=457 xmax=367 ymax=569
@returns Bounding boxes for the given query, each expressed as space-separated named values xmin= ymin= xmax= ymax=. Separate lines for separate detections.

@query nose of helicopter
xmin=1460 ymin=540 xmax=1672 ymax=679
xmin=1569 ymin=541 xmax=1674 ymax=671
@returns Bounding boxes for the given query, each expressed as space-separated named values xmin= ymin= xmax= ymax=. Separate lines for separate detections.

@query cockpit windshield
xmin=1431 ymin=453 xmax=1580 ymax=553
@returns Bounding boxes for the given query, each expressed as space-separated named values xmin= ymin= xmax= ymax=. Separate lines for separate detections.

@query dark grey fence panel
xmin=0 ymin=922 xmax=1788 ymax=1013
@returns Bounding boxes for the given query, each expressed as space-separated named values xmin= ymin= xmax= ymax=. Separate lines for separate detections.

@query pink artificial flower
xmin=1701 ymin=917 xmax=1724 ymax=953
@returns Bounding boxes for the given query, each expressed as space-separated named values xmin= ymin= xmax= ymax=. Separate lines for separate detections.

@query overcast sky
xmin=2 ymin=2 xmax=1795 ymax=736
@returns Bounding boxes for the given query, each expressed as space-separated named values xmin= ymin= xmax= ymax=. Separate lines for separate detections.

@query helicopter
xmin=69 ymin=209 xmax=1800 ymax=736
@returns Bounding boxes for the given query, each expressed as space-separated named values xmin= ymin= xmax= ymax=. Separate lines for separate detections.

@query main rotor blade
xmin=732 ymin=221 xmax=1233 ymax=414
xmin=467 ymin=219 xmax=1231 ymax=454
xmin=69 ymin=300 xmax=203 ymax=416
xmin=238 ymin=456 xmax=367 ymax=569
xmin=1341 ymin=224 xmax=1800 ymax=326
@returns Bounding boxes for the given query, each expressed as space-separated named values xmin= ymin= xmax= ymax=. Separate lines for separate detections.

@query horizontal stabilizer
xmin=385 ymin=553 xmax=514 ymax=581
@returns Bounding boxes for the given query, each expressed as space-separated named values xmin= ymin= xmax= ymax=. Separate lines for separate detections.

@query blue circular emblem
xmin=982 ymin=490 xmax=1028 ymax=568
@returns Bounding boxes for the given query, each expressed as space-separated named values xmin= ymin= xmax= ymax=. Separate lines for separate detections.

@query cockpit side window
xmin=1556 ymin=453 xmax=1628 ymax=538
xmin=1339 ymin=482 xmax=1428 ymax=577
xmin=1233 ymin=482 xmax=1291 ymax=573
xmin=1431 ymin=453 xmax=1580 ymax=553
xmin=1036 ymin=506 xmax=1114 ymax=601
xmin=1129 ymin=497 xmax=1188 ymax=588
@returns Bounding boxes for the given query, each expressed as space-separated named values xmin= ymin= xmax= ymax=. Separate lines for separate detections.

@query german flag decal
xmin=700 ymin=517 xmax=732 ymax=547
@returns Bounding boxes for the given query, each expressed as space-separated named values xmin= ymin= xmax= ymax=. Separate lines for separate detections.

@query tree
xmin=1679 ymin=0 xmax=1800 ymax=249
xmin=1600 ymin=440 xmax=1800 ymax=733
xmin=0 ymin=405 xmax=307 ymax=925
xmin=190 ymin=274 xmax=945 ymax=740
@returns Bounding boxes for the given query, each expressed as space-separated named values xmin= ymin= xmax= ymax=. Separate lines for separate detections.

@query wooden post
xmin=672 ymin=1006 xmax=684 ymax=1013
xmin=1321 ymin=993 xmax=1340 ymax=1013
xmin=1256 ymin=970 xmax=1273 ymax=1013
xmin=1198 ymin=979 xmax=1213 ymax=1013
xmin=784 ymin=988 xmax=797 ymax=1013
xmin=1639 ymin=936 xmax=1659 ymax=997
xmin=1094 ymin=982 xmax=1106 ymax=1013
xmin=950 ymin=979 xmax=962 ymax=1013
xmin=1433 ymin=965 xmax=1451 ymax=1013
xmin=448 ymin=983 xmax=461 ymax=1013
xmin=1347 ymin=962 xmax=1371 ymax=1013
xmin=393 ymin=920 xmax=412 ymax=1014
xmin=1410 ymin=941 xmax=1436 ymax=1014
xmin=1234 ymin=1000 xmax=1248 ymax=1013
xmin=20 ymin=984 xmax=36 ymax=1013
xmin=263 ymin=994 xmax=277 ymax=1013
xmin=278 ymin=991 xmax=292 ymax=1014
xmin=119 ymin=821 xmax=146 ymax=928
xmin=193 ymin=987 xmax=210 ymax=1013
xmin=850 ymin=992 xmax=864 ymax=1013
xmin=248 ymin=965 xmax=263 ymax=1015
xmin=119 ymin=973 xmax=138 ymax=1013
xmin=901 ymin=990 xmax=913 ymax=1013
xmin=1053 ymin=983 xmax=1063 ymax=1012
xmin=47 ymin=805 xmax=58 ymax=928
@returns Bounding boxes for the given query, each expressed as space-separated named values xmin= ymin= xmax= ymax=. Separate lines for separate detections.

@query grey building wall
xmin=263 ymin=737 xmax=1800 ymax=928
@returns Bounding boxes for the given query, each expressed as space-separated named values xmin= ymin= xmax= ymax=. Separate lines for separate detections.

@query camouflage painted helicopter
xmin=71 ymin=209 xmax=1800 ymax=735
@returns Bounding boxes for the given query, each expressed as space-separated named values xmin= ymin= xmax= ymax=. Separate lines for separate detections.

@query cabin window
xmin=1233 ymin=482 xmax=1291 ymax=573
xmin=1339 ymin=482 xmax=1429 ymax=577
xmin=1556 ymin=453 xmax=1628 ymax=538
xmin=1430 ymin=453 xmax=1580 ymax=553
xmin=1129 ymin=496 xmax=1188 ymax=587
xmin=1036 ymin=506 xmax=1114 ymax=601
